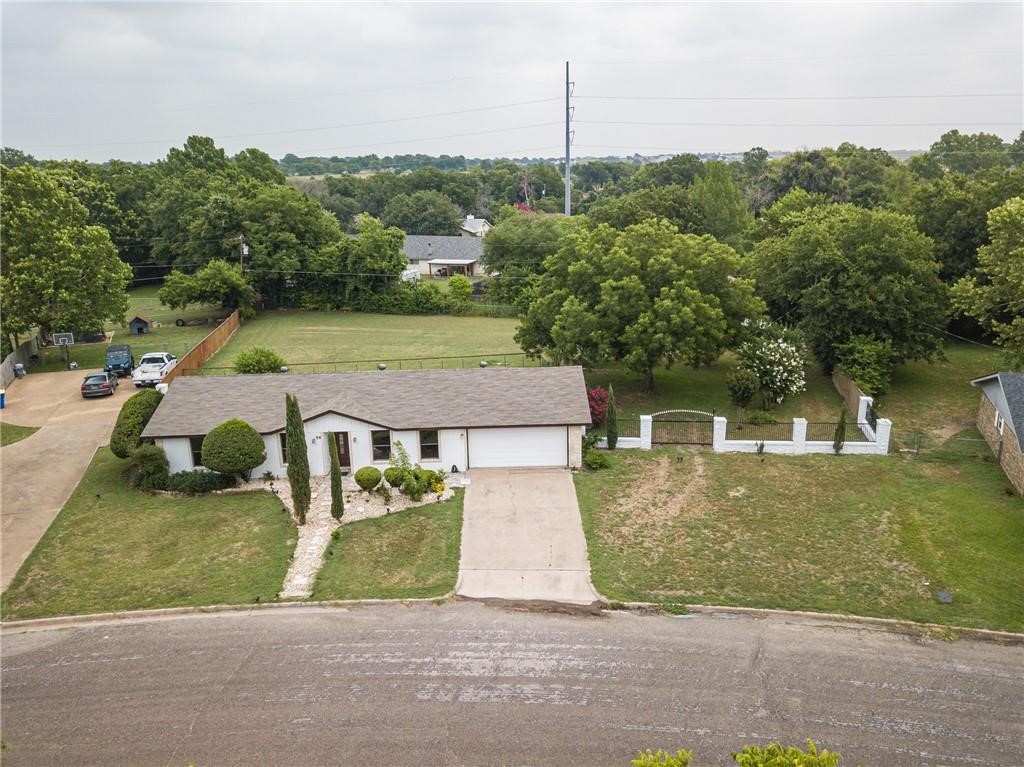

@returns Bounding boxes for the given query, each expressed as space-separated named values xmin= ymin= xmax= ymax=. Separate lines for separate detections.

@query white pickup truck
xmin=132 ymin=352 xmax=178 ymax=388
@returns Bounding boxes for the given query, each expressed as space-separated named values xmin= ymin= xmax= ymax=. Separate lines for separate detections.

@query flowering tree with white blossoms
xmin=736 ymin=321 xmax=807 ymax=407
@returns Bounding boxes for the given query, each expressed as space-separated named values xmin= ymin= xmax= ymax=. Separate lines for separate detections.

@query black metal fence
xmin=726 ymin=421 xmax=794 ymax=441
xmin=805 ymin=422 xmax=872 ymax=443
xmin=652 ymin=415 xmax=714 ymax=446
xmin=593 ymin=419 xmax=641 ymax=439
xmin=866 ymin=401 xmax=879 ymax=430
xmin=203 ymin=351 xmax=543 ymax=375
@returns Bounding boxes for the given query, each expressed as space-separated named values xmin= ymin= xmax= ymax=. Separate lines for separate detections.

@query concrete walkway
xmin=1 ymin=369 xmax=132 ymax=590
xmin=456 ymin=468 xmax=600 ymax=605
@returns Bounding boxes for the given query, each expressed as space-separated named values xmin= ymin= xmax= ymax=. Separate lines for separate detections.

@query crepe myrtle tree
xmin=736 ymin=321 xmax=807 ymax=408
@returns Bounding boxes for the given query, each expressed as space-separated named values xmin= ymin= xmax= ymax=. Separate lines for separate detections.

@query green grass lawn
xmin=576 ymin=435 xmax=1024 ymax=632
xmin=0 ymin=422 xmax=39 ymax=446
xmin=31 ymin=285 xmax=226 ymax=373
xmin=313 ymin=490 xmax=463 ymax=600
xmin=200 ymin=311 xmax=523 ymax=373
xmin=1 ymin=449 xmax=296 ymax=621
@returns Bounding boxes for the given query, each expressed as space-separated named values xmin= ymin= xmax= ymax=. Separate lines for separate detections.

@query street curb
xmin=610 ymin=601 xmax=1024 ymax=646
xmin=3 ymin=598 xmax=1022 ymax=645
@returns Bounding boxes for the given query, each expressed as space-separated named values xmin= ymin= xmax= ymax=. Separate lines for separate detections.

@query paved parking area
xmin=1 ymin=369 xmax=133 ymax=590
xmin=456 ymin=468 xmax=600 ymax=604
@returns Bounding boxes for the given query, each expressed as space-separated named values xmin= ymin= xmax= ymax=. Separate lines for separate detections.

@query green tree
xmin=110 ymin=389 xmax=164 ymax=459
xmin=341 ymin=214 xmax=407 ymax=304
xmin=158 ymin=259 xmax=256 ymax=311
xmin=832 ymin=407 xmax=847 ymax=455
xmin=447 ymin=274 xmax=473 ymax=313
xmin=690 ymin=161 xmax=752 ymax=246
xmin=588 ymin=186 xmax=705 ymax=234
xmin=952 ymin=196 xmax=1024 ymax=367
xmin=833 ymin=143 xmax=897 ymax=208
xmin=629 ymin=153 xmax=705 ymax=189
xmin=925 ymin=129 xmax=1012 ymax=174
xmin=0 ymin=164 xmax=132 ymax=343
xmin=285 ymin=393 xmax=311 ymax=524
xmin=234 ymin=346 xmax=286 ymax=374
xmin=606 ymin=384 xmax=619 ymax=450
xmin=726 ymin=369 xmax=759 ymax=420
xmin=481 ymin=209 xmax=575 ymax=305
xmin=381 ymin=190 xmax=461 ymax=235
xmin=751 ymin=205 xmax=948 ymax=371
xmin=754 ymin=188 xmax=834 ymax=241
xmin=328 ymin=434 xmax=344 ymax=520
xmin=517 ymin=219 xmax=764 ymax=392
xmin=201 ymin=418 xmax=266 ymax=480
xmin=773 ymin=150 xmax=846 ymax=201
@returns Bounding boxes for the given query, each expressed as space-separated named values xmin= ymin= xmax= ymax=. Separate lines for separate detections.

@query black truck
xmin=104 ymin=344 xmax=135 ymax=377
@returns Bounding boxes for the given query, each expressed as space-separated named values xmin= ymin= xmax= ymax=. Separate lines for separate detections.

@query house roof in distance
xmin=459 ymin=215 xmax=490 ymax=236
xmin=403 ymin=234 xmax=483 ymax=263
xmin=971 ymin=371 xmax=1024 ymax=450
xmin=142 ymin=366 xmax=591 ymax=438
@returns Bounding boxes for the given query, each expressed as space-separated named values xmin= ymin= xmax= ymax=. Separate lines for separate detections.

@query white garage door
xmin=468 ymin=426 xmax=568 ymax=468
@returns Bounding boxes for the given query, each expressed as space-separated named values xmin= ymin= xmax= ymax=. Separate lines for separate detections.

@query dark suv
xmin=104 ymin=344 xmax=134 ymax=377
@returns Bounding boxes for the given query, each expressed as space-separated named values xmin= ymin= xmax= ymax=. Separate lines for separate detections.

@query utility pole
xmin=564 ymin=60 xmax=573 ymax=216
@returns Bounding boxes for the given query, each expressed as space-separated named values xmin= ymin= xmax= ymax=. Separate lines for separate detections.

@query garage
xmin=468 ymin=426 xmax=568 ymax=469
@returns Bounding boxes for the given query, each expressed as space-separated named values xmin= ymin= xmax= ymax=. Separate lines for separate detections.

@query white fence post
xmin=857 ymin=395 xmax=871 ymax=423
xmin=639 ymin=415 xmax=653 ymax=450
xmin=792 ymin=418 xmax=807 ymax=453
xmin=712 ymin=416 xmax=727 ymax=452
xmin=874 ymin=418 xmax=892 ymax=454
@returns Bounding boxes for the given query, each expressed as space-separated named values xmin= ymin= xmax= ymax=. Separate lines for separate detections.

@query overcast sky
xmin=2 ymin=1 xmax=1021 ymax=164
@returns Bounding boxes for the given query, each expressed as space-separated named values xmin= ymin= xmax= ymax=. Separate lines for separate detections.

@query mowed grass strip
xmin=0 ymin=422 xmax=39 ymax=447
xmin=201 ymin=311 xmax=523 ymax=372
xmin=1 ymin=449 xmax=296 ymax=621
xmin=576 ymin=435 xmax=1024 ymax=632
xmin=313 ymin=490 xmax=464 ymax=600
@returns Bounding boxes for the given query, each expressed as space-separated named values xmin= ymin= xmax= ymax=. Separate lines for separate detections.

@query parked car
xmin=81 ymin=371 xmax=118 ymax=398
xmin=104 ymin=344 xmax=134 ymax=377
xmin=132 ymin=352 xmax=177 ymax=388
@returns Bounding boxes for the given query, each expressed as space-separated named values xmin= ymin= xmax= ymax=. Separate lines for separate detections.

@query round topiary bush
xmin=234 ymin=346 xmax=286 ymax=375
xmin=200 ymin=418 xmax=266 ymax=480
xmin=354 ymin=466 xmax=382 ymax=491
xmin=110 ymin=388 xmax=164 ymax=459
xmin=383 ymin=466 xmax=408 ymax=488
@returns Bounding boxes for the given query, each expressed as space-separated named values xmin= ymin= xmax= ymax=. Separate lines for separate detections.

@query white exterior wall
xmin=158 ymin=438 xmax=195 ymax=474
xmin=440 ymin=429 xmax=468 ymax=472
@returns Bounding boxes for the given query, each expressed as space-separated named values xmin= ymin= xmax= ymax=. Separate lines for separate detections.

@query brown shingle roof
xmin=141 ymin=366 xmax=591 ymax=438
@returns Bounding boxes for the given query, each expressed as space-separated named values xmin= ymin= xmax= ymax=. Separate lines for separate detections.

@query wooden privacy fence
xmin=163 ymin=310 xmax=240 ymax=383
xmin=0 ymin=337 xmax=40 ymax=388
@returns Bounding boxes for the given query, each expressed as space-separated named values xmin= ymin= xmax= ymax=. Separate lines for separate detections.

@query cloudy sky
xmin=2 ymin=1 xmax=1021 ymax=163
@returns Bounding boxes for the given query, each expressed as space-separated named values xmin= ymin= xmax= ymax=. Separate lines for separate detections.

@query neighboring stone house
xmin=402 ymin=234 xmax=485 ymax=278
xmin=970 ymin=371 xmax=1024 ymax=495
xmin=141 ymin=366 xmax=590 ymax=477
xmin=459 ymin=214 xmax=491 ymax=238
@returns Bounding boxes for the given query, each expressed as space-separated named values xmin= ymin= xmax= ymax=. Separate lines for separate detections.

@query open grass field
xmin=575 ymin=435 xmax=1024 ymax=632
xmin=0 ymin=449 xmax=296 ymax=621
xmin=200 ymin=310 xmax=523 ymax=373
xmin=32 ymin=285 xmax=226 ymax=373
xmin=313 ymin=490 xmax=463 ymax=600
xmin=0 ymin=422 xmax=39 ymax=447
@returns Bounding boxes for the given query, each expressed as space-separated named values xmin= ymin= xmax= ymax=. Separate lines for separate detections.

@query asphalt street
xmin=1 ymin=603 xmax=1021 ymax=766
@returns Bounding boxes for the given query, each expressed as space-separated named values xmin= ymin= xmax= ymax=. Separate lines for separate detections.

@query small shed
xmin=128 ymin=316 xmax=152 ymax=336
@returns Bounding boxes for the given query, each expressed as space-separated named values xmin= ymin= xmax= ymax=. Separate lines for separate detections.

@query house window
xmin=420 ymin=430 xmax=440 ymax=460
xmin=371 ymin=430 xmax=391 ymax=461
xmin=997 ymin=416 xmax=1005 ymax=435
xmin=279 ymin=433 xmax=288 ymax=464
xmin=189 ymin=436 xmax=204 ymax=468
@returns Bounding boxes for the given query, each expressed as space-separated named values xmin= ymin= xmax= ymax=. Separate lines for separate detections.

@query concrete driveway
xmin=456 ymin=468 xmax=600 ymax=604
xmin=0 ymin=369 xmax=133 ymax=590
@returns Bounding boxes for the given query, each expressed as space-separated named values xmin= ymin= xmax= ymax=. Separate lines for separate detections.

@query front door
xmin=334 ymin=432 xmax=351 ymax=473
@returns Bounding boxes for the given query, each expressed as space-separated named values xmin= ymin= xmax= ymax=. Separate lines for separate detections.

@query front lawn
xmin=0 ymin=422 xmax=39 ymax=447
xmin=313 ymin=490 xmax=464 ymax=600
xmin=200 ymin=311 xmax=523 ymax=373
xmin=576 ymin=435 xmax=1024 ymax=632
xmin=1 ymin=449 xmax=295 ymax=621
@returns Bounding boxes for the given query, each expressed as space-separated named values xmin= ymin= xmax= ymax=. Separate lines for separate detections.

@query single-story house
xmin=459 ymin=214 xmax=491 ymax=238
xmin=141 ymin=366 xmax=590 ymax=477
xmin=402 ymin=234 xmax=485 ymax=277
xmin=970 ymin=371 xmax=1024 ymax=495
xmin=128 ymin=316 xmax=152 ymax=335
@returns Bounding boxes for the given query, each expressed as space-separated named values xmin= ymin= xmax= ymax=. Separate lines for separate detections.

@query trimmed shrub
xmin=413 ymin=467 xmax=437 ymax=485
xmin=328 ymin=433 xmax=344 ymax=520
xmin=126 ymin=444 xmax=170 ymax=491
xmin=832 ymin=407 xmax=847 ymax=455
xmin=631 ymin=749 xmax=692 ymax=767
xmin=110 ymin=388 xmax=164 ymax=459
xmin=383 ymin=466 xmax=409 ymax=488
xmin=285 ymin=393 xmax=310 ymax=524
xmin=200 ymin=418 xmax=266 ymax=480
xmin=583 ymin=449 xmax=610 ymax=470
xmin=234 ymin=346 xmax=286 ymax=375
xmin=588 ymin=386 xmax=609 ymax=425
xmin=733 ymin=740 xmax=841 ymax=767
xmin=606 ymin=384 xmax=619 ymax=450
xmin=354 ymin=466 xmax=382 ymax=491
xmin=167 ymin=470 xmax=236 ymax=494
xmin=402 ymin=476 xmax=426 ymax=501
xmin=746 ymin=410 xmax=778 ymax=424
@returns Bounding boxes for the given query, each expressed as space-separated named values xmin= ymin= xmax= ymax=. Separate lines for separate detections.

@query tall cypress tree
xmin=328 ymin=433 xmax=344 ymax=520
xmin=285 ymin=393 xmax=310 ymax=524
xmin=606 ymin=384 xmax=619 ymax=450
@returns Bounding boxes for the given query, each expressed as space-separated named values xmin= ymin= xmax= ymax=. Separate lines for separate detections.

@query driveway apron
xmin=1 ymin=370 xmax=132 ymax=591
xmin=456 ymin=468 xmax=600 ymax=604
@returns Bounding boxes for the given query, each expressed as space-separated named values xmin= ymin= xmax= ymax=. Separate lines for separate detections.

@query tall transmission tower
xmin=564 ymin=60 xmax=574 ymax=216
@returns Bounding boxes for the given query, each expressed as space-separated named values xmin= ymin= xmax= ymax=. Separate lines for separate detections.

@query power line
xmin=575 ymin=92 xmax=1022 ymax=103
xmin=578 ymin=119 xmax=1021 ymax=129
xmin=576 ymin=50 xmax=1022 ymax=67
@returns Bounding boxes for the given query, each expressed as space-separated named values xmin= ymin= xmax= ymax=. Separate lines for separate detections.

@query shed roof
xmin=142 ymin=366 xmax=591 ymax=438
xmin=971 ymin=371 xmax=1024 ymax=450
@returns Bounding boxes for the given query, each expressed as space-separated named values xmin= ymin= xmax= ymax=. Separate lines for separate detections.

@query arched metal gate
xmin=651 ymin=409 xmax=715 ymax=446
